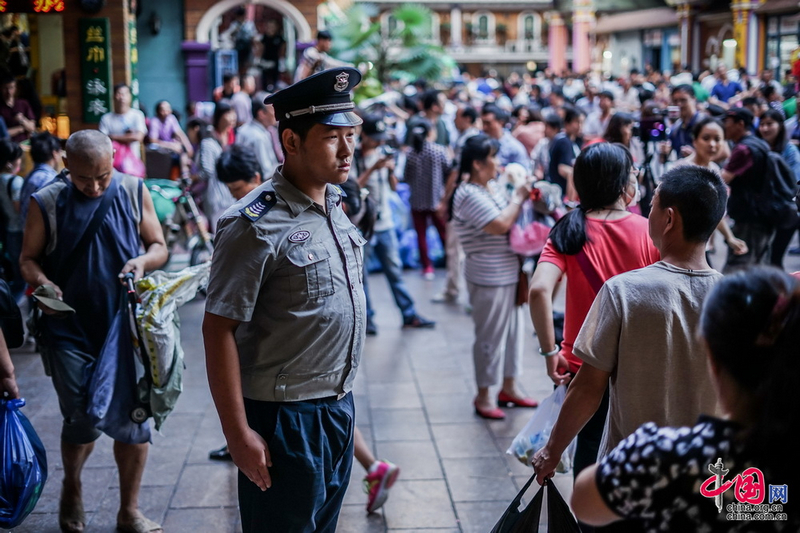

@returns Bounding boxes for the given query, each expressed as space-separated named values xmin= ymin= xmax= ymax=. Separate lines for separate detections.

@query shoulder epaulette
xmin=240 ymin=190 xmax=278 ymax=222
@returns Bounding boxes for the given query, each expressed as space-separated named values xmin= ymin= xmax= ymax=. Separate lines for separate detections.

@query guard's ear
xmin=282 ymin=129 xmax=300 ymax=156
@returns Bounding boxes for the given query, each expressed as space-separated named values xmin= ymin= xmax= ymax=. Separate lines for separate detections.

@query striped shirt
xmin=452 ymin=182 xmax=519 ymax=286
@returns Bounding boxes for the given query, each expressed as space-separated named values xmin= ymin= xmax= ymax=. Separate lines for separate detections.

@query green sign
xmin=129 ymin=17 xmax=140 ymax=109
xmin=79 ymin=18 xmax=112 ymax=124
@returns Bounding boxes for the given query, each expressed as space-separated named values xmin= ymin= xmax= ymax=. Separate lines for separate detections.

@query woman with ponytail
xmin=402 ymin=119 xmax=450 ymax=279
xmin=452 ymin=134 xmax=535 ymax=420
xmin=528 ymin=142 xmax=659 ymax=476
xmin=573 ymin=266 xmax=799 ymax=531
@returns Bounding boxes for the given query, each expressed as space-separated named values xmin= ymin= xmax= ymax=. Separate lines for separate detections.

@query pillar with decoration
xmin=547 ymin=11 xmax=567 ymax=74
xmin=731 ymin=0 xmax=764 ymax=72
xmin=675 ymin=3 xmax=693 ymax=70
xmin=572 ymin=0 xmax=594 ymax=73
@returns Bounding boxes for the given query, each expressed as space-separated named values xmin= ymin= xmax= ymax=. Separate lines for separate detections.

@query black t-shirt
xmin=261 ymin=34 xmax=285 ymax=62
xmin=596 ymin=416 xmax=795 ymax=532
xmin=548 ymin=133 xmax=578 ymax=193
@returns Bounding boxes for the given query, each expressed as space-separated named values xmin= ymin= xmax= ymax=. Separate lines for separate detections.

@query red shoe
xmin=474 ymin=401 xmax=505 ymax=420
xmin=497 ymin=391 xmax=539 ymax=408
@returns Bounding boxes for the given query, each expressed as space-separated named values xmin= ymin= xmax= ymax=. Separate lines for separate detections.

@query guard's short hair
xmin=657 ymin=165 xmax=727 ymax=243
xmin=216 ymin=145 xmax=261 ymax=184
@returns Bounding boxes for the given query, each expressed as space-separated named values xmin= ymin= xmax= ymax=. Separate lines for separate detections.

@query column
xmin=547 ymin=12 xmax=567 ymax=74
xmin=676 ymin=3 xmax=693 ymax=69
xmin=572 ymin=0 xmax=595 ymax=73
xmin=182 ymin=41 xmax=212 ymax=104
xmin=451 ymin=6 xmax=462 ymax=48
xmin=731 ymin=0 xmax=764 ymax=72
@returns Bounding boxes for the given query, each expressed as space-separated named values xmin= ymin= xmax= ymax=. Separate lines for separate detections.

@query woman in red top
xmin=528 ymin=142 xmax=659 ymax=477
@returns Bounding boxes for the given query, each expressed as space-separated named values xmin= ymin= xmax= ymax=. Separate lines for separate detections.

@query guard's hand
xmin=532 ymin=446 xmax=558 ymax=485
xmin=546 ymin=354 xmax=572 ymax=386
xmin=228 ymin=428 xmax=273 ymax=491
xmin=119 ymin=257 xmax=146 ymax=282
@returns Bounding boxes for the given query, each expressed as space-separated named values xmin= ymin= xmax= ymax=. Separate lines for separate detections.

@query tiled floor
xmin=7 ymin=239 xmax=799 ymax=532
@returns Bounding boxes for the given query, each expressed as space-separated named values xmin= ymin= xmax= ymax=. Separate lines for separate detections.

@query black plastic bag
xmin=491 ymin=473 xmax=579 ymax=533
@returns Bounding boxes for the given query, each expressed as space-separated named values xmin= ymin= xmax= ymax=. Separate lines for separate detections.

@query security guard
xmin=203 ymin=67 xmax=366 ymax=532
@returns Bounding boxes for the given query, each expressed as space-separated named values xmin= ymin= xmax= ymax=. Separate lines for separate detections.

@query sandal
xmin=116 ymin=515 xmax=163 ymax=533
xmin=59 ymin=497 xmax=85 ymax=533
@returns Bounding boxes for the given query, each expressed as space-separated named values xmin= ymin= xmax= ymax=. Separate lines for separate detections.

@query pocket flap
xmin=287 ymin=244 xmax=332 ymax=267
xmin=347 ymin=229 xmax=368 ymax=247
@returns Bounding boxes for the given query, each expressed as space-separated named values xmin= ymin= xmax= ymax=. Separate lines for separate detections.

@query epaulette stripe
xmin=240 ymin=191 xmax=278 ymax=222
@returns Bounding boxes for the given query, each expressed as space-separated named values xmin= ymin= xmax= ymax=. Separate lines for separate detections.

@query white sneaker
xmin=432 ymin=292 xmax=457 ymax=304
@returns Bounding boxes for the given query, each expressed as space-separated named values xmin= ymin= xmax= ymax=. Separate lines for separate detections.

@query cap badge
xmin=334 ymin=72 xmax=349 ymax=92
xmin=289 ymin=230 xmax=311 ymax=243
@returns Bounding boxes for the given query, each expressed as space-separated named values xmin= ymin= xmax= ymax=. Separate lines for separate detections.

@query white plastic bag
xmin=506 ymin=385 xmax=577 ymax=473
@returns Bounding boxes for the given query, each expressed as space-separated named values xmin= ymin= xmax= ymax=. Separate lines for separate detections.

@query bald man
xmin=20 ymin=130 xmax=167 ymax=533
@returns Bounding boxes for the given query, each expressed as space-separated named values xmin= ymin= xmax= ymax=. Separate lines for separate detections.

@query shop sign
xmin=79 ymin=18 xmax=112 ymax=124
xmin=129 ymin=17 xmax=140 ymax=109
xmin=0 ymin=0 xmax=66 ymax=12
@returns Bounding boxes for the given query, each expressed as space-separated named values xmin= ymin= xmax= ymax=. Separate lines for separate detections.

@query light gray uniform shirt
xmin=205 ymin=170 xmax=367 ymax=402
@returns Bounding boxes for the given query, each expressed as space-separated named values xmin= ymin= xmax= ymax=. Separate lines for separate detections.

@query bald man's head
xmin=65 ymin=129 xmax=114 ymax=164
xmin=64 ymin=130 xmax=116 ymax=198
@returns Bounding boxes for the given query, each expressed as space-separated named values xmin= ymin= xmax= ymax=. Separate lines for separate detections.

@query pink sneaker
xmin=363 ymin=460 xmax=400 ymax=513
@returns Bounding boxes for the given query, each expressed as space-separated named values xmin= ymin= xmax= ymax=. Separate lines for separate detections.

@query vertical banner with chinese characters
xmin=128 ymin=17 xmax=140 ymax=109
xmin=80 ymin=18 xmax=112 ymax=124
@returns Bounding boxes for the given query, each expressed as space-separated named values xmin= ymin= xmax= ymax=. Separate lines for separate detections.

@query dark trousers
xmin=724 ymin=221 xmax=775 ymax=273
xmin=239 ymin=393 xmax=355 ymax=533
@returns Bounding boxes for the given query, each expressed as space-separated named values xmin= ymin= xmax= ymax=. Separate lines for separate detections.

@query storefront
xmin=763 ymin=9 xmax=800 ymax=82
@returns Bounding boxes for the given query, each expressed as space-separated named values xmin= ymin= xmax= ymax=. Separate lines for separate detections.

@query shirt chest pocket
xmin=287 ymin=244 xmax=335 ymax=300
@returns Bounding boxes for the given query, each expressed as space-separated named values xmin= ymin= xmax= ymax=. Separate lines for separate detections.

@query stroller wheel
xmin=130 ymin=406 xmax=150 ymax=424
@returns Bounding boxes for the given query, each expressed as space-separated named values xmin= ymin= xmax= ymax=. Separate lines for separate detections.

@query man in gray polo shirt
xmin=203 ymin=67 xmax=367 ymax=532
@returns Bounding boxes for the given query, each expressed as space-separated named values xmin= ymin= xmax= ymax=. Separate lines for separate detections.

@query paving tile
xmin=381 ymin=480 xmax=458 ymax=529
xmin=431 ymin=423 xmax=501 ymax=459
xmin=375 ymin=440 xmax=443 ymax=480
xmin=32 ymin=466 xmax=117 ymax=514
xmin=370 ymin=408 xmax=431 ymax=442
xmin=423 ymin=393 xmax=478 ymax=424
xmin=441 ymin=457 xmax=518 ymax=503
xmin=455 ymin=500 xmax=514 ymax=533
xmin=337 ymin=504 xmax=387 ymax=533
xmin=367 ymin=382 xmax=422 ymax=410
xmin=85 ymin=485 xmax=172 ymax=531
xmin=161 ymin=507 xmax=240 ymax=533
xmin=170 ymin=463 xmax=239 ymax=508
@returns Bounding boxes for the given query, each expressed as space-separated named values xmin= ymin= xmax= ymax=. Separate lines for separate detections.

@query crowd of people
xmin=1 ymin=49 xmax=799 ymax=533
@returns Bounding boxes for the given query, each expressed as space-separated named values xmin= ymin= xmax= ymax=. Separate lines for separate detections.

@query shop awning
xmin=755 ymin=0 xmax=799 ymax=14
xmin=595 ymin=7 xmax=679 ymax=34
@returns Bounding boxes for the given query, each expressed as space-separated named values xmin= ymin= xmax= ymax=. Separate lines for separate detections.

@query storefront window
xmin=766 ymin=12 xmax=799 ymax=82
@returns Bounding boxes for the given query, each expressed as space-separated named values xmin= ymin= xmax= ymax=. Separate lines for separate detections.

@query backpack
xmin=738 ymin=136 xmax=799 ymax=230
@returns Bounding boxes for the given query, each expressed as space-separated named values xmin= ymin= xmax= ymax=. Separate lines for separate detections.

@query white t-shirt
xmin=98 ymin=109 xmax=148 ymax=161
xmin=574 ymin=261 xmax=722 ymax=458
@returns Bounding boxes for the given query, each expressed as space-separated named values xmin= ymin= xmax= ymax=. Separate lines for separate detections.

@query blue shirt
xmin=710 ymin=81 xmax=742 ymax=102
xmin=668 ymin=112 xmax=704 ymax=156
xmin=497 ymin=131 xmax=530 ymax=168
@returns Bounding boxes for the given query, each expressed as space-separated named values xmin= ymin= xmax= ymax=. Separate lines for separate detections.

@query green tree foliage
xmin=329 ymin=3 xmax=455 ymax=100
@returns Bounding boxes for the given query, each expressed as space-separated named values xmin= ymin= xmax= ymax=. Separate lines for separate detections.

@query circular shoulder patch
xmin=288 ymin=230 xmax=311 ymax=243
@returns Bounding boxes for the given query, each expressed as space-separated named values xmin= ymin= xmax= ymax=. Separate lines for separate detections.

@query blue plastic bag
xmin=0 ymin=399 xmax=48 ymax=529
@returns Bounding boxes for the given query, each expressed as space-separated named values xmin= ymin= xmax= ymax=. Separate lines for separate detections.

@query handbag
xmin=491 ymin=473 xmax=579 ymax=533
